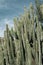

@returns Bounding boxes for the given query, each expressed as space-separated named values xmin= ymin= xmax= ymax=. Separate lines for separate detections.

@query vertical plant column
xmin=35 ymin=41 xmax=39 ymax=65
xmin=0 ymin=38 xmax=4 ymax=65
xmin=36 ymin=16 xmax=42 ymax=65
xmin=14 ymin=39 xmax=22 ymax=65
xmin=23 ymin=12 xmax=32 ymax=65
xmin=5 ymin=24 xmax=15 ymax=65
xmin=25 ymin=40 xmax=32 ymax=65
xmin=4 ymin=30 xmax=11 ymax=65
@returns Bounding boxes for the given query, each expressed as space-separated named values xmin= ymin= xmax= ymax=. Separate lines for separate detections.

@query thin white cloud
xmin=0 ymin=27 xmax=4 ymax=37
xmin=0 ymin=18 xmax=14 ymax=37
xmin=4 ymin=18 xmax=14 ymax=28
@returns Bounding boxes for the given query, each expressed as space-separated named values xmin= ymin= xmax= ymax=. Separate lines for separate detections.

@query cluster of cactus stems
xmin=0 ymin=3 xmax=43 ymax=65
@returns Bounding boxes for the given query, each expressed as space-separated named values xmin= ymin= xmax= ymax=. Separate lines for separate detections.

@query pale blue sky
xmin=0 ymin=0 xmax=35 ymax=37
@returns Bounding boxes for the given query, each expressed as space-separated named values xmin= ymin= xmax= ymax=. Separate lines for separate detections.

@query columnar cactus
xmin=0 ymin=1 xmax=43 ymax=65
